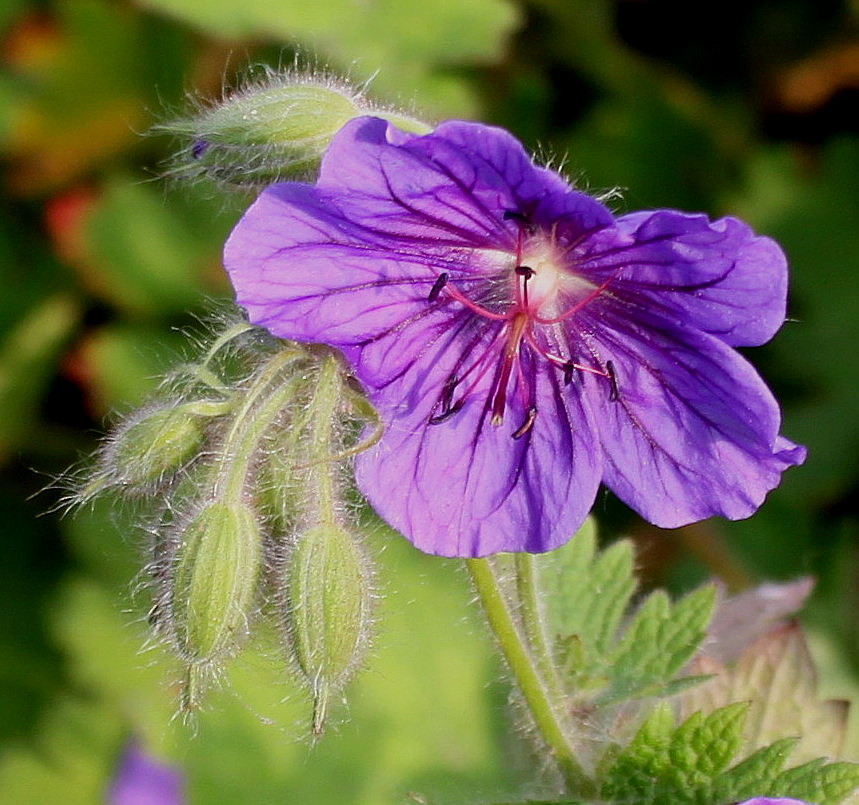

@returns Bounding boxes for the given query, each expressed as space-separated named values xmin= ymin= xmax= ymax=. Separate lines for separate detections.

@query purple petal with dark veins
xmin=578 ymin=305 xmax=805 ymax=526
xmin=354 ymin=322 xmax=602 ymax=556
xmin=315 ymin=117 xmax=613 ymax=248
xmin=580 ymin=210 xmax=788 ymax=347
xmin=224 ymin=182 xmax=478 ymax=349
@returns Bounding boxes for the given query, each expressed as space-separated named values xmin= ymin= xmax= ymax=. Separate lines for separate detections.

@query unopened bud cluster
xmin=159 ymin=68 xmax=429 ymax=187
xmin=80 ymin=321 xmax=378 ymax=733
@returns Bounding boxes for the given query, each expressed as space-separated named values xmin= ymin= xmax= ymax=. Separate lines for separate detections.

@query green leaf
xmin=669 ymin=702 xmax=748 ymax=780
xmin=771 ymin=759 xmax=859 ymax=805
xmin=535 ymin=525 xmax=714 ymax=709
xmin=600 ymin=703 xmax=676 ymax=802
xmin=600 ymin=702 xmax=859 ymax=805
xmin=600 ymin=703 xmax=747 ymax=802
xmin=77 ymin=178 xmax=234 ymax=317
xmin=76 ymin=323 xmax=190 ymax=415
xmin=711 ymin=738 xmax=799 ymax=802
xmin=600 ymin=584 xmax=715 ymax=703
xmin=0 ymin=292 xmax=80 ymax=463
xmin=140 ymin=0 xmax=519 ymax=116
xmin=0 ymin=694 xmax=123 ymax=805
xmin=540 ymin=522 xmax=637 ymax=662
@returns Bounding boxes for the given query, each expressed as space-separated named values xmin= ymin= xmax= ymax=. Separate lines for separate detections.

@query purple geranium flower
xmin=224 ymin=117 xmax=805 ymax=557
xmin=108 ymin=741 xmax=183 ymax=805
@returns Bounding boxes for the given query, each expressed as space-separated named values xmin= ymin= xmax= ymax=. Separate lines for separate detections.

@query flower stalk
xmin=465 ymin=556 xmax=594 ymax=797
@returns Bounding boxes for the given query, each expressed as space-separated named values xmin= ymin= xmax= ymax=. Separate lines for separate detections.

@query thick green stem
xmin=465 ymin=557 xmax=594 ymax=796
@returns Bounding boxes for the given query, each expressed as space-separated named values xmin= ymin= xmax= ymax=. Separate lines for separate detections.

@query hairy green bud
xmin=284 ymin=521 xmax=372 ymax=735
xmin=169 ymin=501 xmax=262 ymax=670
xmin=158 ymin=70 xmax=430 ymax=187
xmin=104 ymin=400 xmax=227 ymax=491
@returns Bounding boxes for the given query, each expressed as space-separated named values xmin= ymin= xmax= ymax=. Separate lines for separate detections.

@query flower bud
xmin=169 ymin=501 xmax=262 ymax=669
xmin=102 ymin=400 xmax=228 ymax=493
xmin=283 ymin=521 xmax=372 ymax=734
xmin=159 ymin=72 xmax=430 ymax=187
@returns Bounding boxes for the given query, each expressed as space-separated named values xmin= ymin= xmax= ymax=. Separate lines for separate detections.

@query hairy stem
xmin=465 ymin=557 xmax=593 ymax=796
xmin=303 ymin=354 xmax=342 ymax=525
xmin=514 ymin=553 xmax=566 ymax=702
xmin=213 ymin=348 xmax=303 ymax=502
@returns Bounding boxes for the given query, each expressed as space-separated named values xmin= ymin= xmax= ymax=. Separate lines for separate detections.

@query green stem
xmin=213 ymin=348 xmax=302 ymax=501
xmin=303 ymin=355 xmax=342 ymax=524
xmin=465 ymin=557 xmax=593 ymax=796
xmin=514 ymin=553 xmax=565 ymax=702
xmin=200 ymin=321 xmax=258 ymax=366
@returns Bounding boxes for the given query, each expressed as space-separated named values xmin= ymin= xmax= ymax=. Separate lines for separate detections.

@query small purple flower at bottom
xmin=735 ymin=799 xmax=815 ymax=805
xmin=224 ymin=117 xmax=805 ymax=557
xmin=108 ymin=742 xmax=183 ymax=805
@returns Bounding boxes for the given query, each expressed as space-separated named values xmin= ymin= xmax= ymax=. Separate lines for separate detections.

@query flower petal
xmin=353 ymin=320 xmax=602 ymax=557
xmin=224 ymin=182 xmax=456 ymax=346
xmin=317 ymin=117 xmax=613 ymax=247
xmin=579 ymin=210 xmax=788 ymax=347
xmin=578 ymin=307 xmax=805 ymax=527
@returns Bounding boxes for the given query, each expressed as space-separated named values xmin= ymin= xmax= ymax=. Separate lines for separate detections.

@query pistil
xmin=491 ymin=313 xmax=529 ymax=426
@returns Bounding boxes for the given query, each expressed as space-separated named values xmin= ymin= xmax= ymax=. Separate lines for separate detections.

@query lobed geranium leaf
xmin=535 ymin=524 xmax=714 ymax=710
xmin=668 ymin=702 xmax=748 ymax=780
xmin=599 ymin=703 xmax=676 ymax=802
xmin=710 ymin=737 xmax=799 ymax=802
xmin=598 ymin=584 xmax=715 ymax=704
xmin=538 ymin=520 xmax=637 ymax=677
xmin=599 ymin=702 xmax=859 ymax=805
xmin=770 ymin=759 xmax=859 ymax=805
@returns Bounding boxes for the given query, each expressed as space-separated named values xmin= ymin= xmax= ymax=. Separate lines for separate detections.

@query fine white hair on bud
xmin=72 ymin=314 xmax=382 ymax=730
xmin=281 ymin=521 xmax=373 ymax=736
xmin=84 ymin=398 xmax=230 ymax=498
xmin=166 ymin=500 xmax=263 ymax=676
xmin=156 ymin=66 xmax=430 ymax=189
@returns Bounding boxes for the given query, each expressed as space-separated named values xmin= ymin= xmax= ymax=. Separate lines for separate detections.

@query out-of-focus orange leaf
xmin=775 ymin=41 xmax=859 ymax=114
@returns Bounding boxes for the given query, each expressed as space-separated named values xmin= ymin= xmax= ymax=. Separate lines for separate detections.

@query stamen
xmin=428 ymin=399 xmax=464 ymax=424
xmin=515 ymin=265 xmax=535 ymax=310
xmin=439 ymin=374 xmax=458 ymax=410
xmin=490 ymin=314 xmax=529 ymax=425
xmin=428 ymin=374 xmax=467 ymax=424
xmin=562 ymin=360 xmax=575 ymax=385
xmin=503 ymin=209 xmax=536 ymax=234
xmin=511 ymin=406 xmax=537 ymax=440
xmin=606 ymin=360 xmax=620 ymax=402
xmin=427 ymin=272 xmax=448 ymax=302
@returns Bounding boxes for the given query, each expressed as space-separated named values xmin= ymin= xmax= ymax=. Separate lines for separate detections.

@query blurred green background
xmin=1 ymin=0 xmax=859 ymax=802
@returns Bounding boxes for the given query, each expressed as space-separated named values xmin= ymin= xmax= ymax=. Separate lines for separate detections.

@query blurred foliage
xmin=1 ymin=0 xmax=859 ymax=802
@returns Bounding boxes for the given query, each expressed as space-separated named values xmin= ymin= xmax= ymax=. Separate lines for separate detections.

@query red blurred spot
xmin=44 ymin=186 xmax=99 ymax=265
